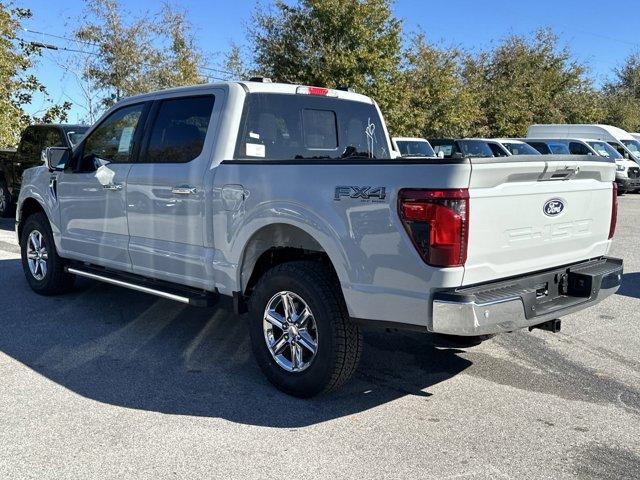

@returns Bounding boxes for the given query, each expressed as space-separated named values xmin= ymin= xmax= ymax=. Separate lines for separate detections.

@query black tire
xmin=248 ymin=261 xmax=362 ymax=398
xmin=20 ymin=212 xmax=75 ymax=295
xmin=0 ymin=179 xmax=12 ymax=217
xmin=617 ymin=188 xmax=626 ymax=196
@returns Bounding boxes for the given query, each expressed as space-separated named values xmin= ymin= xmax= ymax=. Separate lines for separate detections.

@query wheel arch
xmin=17 ymin=196 xmax=48 ymax=240
xmin=239 ymin=223 xmax=344 ymax=296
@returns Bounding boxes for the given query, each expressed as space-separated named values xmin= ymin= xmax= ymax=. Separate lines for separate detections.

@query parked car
xmin=479 ymin=139 xmax=541 ymax=157
xmin=0 ymin=124 xmax=88 ymax=216
xmin=428 ymin=138 xmax=495 ymax=158
xmin=523 ymin=134 xmax=640 ymax=194
xmin=392 ymin=137 xmax=435 ymax=157
xmin=16 ymin=81 xmax=622 ymax=397
xmin=527 ymin=123 xmax=640 ymax=161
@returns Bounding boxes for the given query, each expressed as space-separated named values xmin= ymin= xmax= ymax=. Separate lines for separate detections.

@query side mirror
xmin=44 ymin=147 xmax=71 ymax=171
xmin=451 ymin=152 xmax=465 ymax=159
xmin=624 ymin=152 xmax=630 ymax=159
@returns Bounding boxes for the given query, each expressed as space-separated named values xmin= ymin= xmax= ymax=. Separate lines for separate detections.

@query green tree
xmin=471 ymin=30 xmax=600 ymax=137
xmin=75 ymin=0 xmax=204 ymax=109
xmin=249 ymin=0 xmax=405 ymax=132
xmin=400 ymin=36 xmax=485 ymax=138
xmin=0 ymin=4 xmax=70 ymax=147
xmin=602 ymin=53 xmax=640 ymax=131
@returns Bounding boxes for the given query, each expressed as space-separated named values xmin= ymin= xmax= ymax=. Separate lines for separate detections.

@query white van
xmin=527 ymin=125 xmax=640 ymax=193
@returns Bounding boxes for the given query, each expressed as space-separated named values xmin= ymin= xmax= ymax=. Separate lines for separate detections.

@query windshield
xmin=502 ymin=142 xmax=540 ymax=155
xmin=235 ymin=93 xmax=390 ymax=160
xmin=621 ymin=139 xmax=640 ymax=157
xmin=65 ymin=127 xmax=88 ymax=146
xmin=395 ymin=140 xmax=435 ymax=157
xmin=587 ymin=141 xmax=622 ymax=159
xmin=459 ymin=140 xmax=494 ymax=158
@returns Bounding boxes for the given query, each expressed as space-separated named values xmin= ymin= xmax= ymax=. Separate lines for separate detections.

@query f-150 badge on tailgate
xmin=543 ymin=198 xmax=565 ymax=217
xmin=334 ymin=186 xmax=387 ymax=202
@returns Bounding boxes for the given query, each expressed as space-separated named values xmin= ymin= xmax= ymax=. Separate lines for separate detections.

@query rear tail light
xmin=609 ymin=182 xmax=618 ymax=239
xmin=398 ymin=189 xmax=470 ymax=267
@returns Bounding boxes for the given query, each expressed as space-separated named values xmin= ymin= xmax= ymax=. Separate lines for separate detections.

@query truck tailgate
xmin=463 ymin=156 xmax=616 ymax=286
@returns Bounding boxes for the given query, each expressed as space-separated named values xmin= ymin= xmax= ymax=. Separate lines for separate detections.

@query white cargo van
xmin=527 ymin=125 xmax=640 ymax=193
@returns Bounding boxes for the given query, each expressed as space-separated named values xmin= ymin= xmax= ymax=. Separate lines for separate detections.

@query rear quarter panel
xmin=212 ymin=161 xmax=471 ymax=328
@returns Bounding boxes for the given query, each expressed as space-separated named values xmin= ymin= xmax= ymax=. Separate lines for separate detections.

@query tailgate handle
xmin=538 ymin=166 xmax=580 ymax=181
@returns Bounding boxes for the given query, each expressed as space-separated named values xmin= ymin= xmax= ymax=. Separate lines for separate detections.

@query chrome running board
xmin=66 ymin=267 xmax=218 ymax=307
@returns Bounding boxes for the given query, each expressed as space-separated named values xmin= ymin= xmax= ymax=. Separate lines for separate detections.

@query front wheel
xmin=248 ymin=261 xmax=362 ymax=397
xmin=20 ymin=212 xmax=75 ymax=295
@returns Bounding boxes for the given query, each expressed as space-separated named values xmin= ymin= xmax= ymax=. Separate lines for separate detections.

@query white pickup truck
xmin=16 ymin=81 xmax=623 ymax=397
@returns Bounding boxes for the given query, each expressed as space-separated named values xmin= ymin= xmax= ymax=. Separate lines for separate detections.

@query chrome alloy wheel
xmin=26 ymin=230 xmax=48 ymax=281
xmin=263 ymin=291 xmax=319 ymax=372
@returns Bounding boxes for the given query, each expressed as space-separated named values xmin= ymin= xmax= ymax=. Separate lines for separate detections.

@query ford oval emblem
xmin=543 ymin=198 xmax=565 ymax=217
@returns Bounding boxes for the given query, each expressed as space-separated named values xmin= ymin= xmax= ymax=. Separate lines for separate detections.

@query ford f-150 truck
xmin=15 ymin=81 xmax=623 ymax=397
xmin=0 ymin=124 xmax=88 ymax=217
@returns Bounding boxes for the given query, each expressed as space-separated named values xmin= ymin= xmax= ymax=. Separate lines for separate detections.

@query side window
xmin=569 ymin=142 xmax=591 ymax=155
xmin=145 ymin=95 xmax=215 ymax=163
xmin=608 ymin=142 xmax=628 ymax=157
xmin=487 ymin=143 xmax=508 ymax=157
xmin=42 ymin=128 xmax=65 ymax=149
xmin=18 ymin=127 xmax=40 ymax=158
xmin=82 ymin=103 xmax=145 ymax=167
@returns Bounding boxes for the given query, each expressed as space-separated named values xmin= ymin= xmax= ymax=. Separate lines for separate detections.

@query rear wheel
xmin=20 ymin=212 xmax=75 ymax=295
xmin=248 ymin=261 xmax=362 ymax=397
xmin=0 ymin=179 xmax=12 ymax=217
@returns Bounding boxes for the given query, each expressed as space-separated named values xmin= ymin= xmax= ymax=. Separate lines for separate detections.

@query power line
xmin=18 ymin=37 xmax=230 ymax=81
xmin=23 ymin=27 xmax=100 ymax=48
xmin=22 ymin=28 xmax=237 ymax=77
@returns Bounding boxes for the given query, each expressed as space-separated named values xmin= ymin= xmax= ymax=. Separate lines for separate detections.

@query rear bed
xmin=431 ymin=154 xmax=622 ymax=336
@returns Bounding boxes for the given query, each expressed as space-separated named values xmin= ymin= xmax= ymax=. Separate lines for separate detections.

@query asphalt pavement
xmin=0 ymin=197 xmax=639 ymax=479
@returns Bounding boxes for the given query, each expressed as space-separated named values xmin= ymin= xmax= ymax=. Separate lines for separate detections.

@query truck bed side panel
xmin=212 ymin=161 xmax=472 ymax=328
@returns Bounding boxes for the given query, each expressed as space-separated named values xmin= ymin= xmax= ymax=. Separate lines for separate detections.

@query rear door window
xmin=144 ymin=95 xmax=214 ymax=163
xmin=235 ymin=93 xmax=389 ymax=160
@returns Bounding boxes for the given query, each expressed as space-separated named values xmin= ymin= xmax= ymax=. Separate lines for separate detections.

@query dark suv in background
xmin=0 ymin=124 xmax=88 ymax=216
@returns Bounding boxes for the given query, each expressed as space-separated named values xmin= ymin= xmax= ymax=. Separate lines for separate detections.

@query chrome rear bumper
xmin=432 ymin=257 xmax=623 ymax=336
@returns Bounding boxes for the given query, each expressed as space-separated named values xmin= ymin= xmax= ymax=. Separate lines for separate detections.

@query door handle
xmin=171 ymin=186 xmax=197 ymax=195
xmin=103 ymin=183 xmax=123 ymax=191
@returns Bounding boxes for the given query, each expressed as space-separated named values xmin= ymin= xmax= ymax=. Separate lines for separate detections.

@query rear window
xmin=502 ymin=142 xmax=540 ymax=155
xmin=459 ymin=140 xmax=493 ymax=158
xmin=234 ymin=93 xmax=389 ymax=160
xmin=395 ymin=140 xmax=435 ymax=157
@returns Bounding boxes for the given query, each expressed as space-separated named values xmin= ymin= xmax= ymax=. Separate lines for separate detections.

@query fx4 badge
xmin=334 ymin=186 xmax=387 ymax=202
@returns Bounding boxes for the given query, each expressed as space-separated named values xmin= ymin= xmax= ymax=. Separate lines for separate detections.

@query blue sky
xmin=21 ymin=0 xmax=640 ymax=123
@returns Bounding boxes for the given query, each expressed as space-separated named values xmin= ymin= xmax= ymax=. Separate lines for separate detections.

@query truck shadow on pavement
xmin=0 ymin=258 xmax=473 ymax=427
xmin=0 ymin=217 xmax=14 ymax=232
xmin=618 ymin=273 xmax=640 ymax=299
